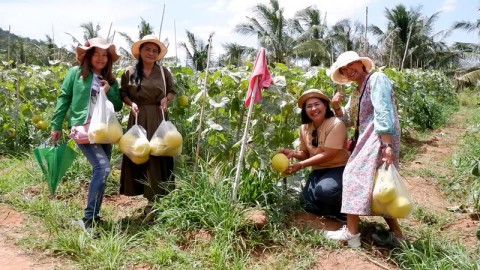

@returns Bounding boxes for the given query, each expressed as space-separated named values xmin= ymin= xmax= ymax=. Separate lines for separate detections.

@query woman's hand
xmin=100 ymin=80 xmax=110 ymax=93
xmin=279 ymin=148 xmax=295 ymax=159
xmin=382 ymin=146 xmax=394 ymax=164
xmin=284 ymin=162 xmax=303 ymax=175
xmin=51 ymin=130 xmax=61 ymax=144
xmin=160 ymin=97 xmax=169 ymax=111
xmin=131 ymin=102 xmax=139 ymax=115
xmin=331 ymin=91 xmax=345 ymax=110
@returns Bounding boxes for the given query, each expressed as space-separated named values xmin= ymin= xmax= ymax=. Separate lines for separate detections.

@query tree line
xmin=1 ymin=1 xmax=478 ymax=78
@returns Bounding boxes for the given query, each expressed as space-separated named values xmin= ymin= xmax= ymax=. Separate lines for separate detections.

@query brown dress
xmin=119 ymin=65 xmax=176 ymax=201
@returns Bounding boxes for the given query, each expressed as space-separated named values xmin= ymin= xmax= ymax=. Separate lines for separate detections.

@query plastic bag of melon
xmin=150 ymin=120 xmax=183 ymax=157
xmin=371 ymin=162 xmax=413 ymax=218
xmin=119 ymin=124 xmax=150 ymax=164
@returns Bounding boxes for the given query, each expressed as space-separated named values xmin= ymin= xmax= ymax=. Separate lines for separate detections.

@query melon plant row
xmin=0 ymin=61 xmax=456 ymax=165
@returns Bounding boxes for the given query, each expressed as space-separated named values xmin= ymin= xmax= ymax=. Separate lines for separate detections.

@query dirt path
xmin=305 ymin=109 xmax=479 ymax=269
xmin=0 ymin=204 xmax=66 ymax=270
xmin=0 ymin=110 xmax=478 ymax=269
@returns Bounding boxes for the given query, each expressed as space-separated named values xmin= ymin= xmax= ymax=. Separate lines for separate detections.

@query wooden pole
xmin=107 ymin=22 xmax=113 ymax=41
xmin=174 ymin=19 xmax=178 ymax=64
xmin=232 ymin=80 xmax=258 ymax=202
xmin=401 ymin=24 xmax=413 ymax=71
xmin=365 ymin=6 xmax=368 ymax=54
xmin=159 ymin=4 xmax=166 ymax=40
xmin=7 ymin=25 xmax=11 ymax=62
xmin=193 ymin=34 xmax=214 ymax=180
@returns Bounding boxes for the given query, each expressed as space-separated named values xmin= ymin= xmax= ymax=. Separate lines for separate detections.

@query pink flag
xmin=244 ymin=48 xmax=272 ymax=107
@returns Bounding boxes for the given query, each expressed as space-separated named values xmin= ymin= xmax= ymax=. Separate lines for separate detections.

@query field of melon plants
xmin=1 ymin=59 xmax=479 ymax=269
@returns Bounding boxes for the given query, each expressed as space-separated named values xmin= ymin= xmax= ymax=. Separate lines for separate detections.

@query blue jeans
xmin=300 ymin=166 xmax=345 ymax=217
xmin=77 ymin=143 xmax=112 ymax=220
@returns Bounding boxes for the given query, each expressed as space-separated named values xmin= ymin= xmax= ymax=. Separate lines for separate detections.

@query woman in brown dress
xmin=119 ymin=35 xmax=176 ymax=215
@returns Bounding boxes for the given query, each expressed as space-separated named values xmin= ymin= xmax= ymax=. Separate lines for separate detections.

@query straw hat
xmin=330 ymin=51 xmax=374 ymax=84
xmin=298 ymin=89 xmax=331 ymax=108
xmin=75 ymin=37 xmax=120 ymax=63
xmin=131 ymin=34 xmax=168 ymax=60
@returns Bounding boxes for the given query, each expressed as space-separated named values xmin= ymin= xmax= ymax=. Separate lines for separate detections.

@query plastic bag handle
xmin=161 ymin=108 xmax=165 ymax=121
xmin=135 ymin=112 xmax=138 ymax=126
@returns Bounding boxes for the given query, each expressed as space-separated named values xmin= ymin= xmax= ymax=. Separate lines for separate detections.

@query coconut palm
xmin=117 ymin=17 xmax=156 ymax=65
xmin=290 ymin=6 xmax=330 ymax=66
xmin=234 ymin=0 xmax=293 ymax=64
xmin=65 ymin=21 xmax=101 ymax=46
xmin=218 ymin=43 xmax=255 ymax=67
xmin=451 ymin=12 xmax=480 ymax=86
xmin=328 ymin=19 xmax=366 ymax=63
xmin=179 ymin=30 xmax=212 ymax=71
xmin=370 ymin=4 xmax=449 ymax=69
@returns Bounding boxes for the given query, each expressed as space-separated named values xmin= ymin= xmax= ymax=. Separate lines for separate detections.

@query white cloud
xmin=441 ymin=0 xmax=457 ymax=13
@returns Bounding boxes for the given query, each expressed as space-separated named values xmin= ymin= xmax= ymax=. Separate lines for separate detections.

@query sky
xmin=0 ymin=0 xmax=478 ymax=63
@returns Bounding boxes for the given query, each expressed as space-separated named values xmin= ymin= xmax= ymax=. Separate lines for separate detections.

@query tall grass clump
xmin=52 ymin=225 xmax=138 ymax=269
xmin=394 ymin=235 xmax=480 ymax=269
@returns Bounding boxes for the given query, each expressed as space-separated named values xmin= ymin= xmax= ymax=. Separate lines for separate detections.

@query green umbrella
xmin=33 ymin=143 xmax=77 ymax=196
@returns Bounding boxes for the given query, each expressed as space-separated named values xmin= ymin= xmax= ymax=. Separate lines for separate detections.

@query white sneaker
xmin=324 ymin=225 xmax=361 ymax=247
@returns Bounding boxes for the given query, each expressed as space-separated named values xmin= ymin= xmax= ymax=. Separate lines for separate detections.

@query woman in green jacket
xmin=50 ymin=37 xmax=123 ymax=230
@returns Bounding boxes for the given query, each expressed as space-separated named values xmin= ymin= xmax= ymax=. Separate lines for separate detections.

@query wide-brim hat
xmin=298 ymin=89 xmax=331 ymax=108
xmin=330 ymin=51 xmax=374 ymax=84
xmin=75 ymin=37 xmax=120 ymax=63
xmin=131 ymin=34 xmax=168 ymax=61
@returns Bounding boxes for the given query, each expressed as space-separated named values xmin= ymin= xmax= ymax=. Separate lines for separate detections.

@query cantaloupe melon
xmin=386 ymin=196 xmax=413 ymax=218
xmin=271 ymin=153 xmax=289 ymax=172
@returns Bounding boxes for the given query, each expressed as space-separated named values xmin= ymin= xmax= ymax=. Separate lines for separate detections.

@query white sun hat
xmin=330 ymin=51 xmax=374 ymax=84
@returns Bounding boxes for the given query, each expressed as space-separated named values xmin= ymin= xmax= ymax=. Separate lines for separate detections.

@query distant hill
xmin=0 ymin=28 xmax=74 ymax=65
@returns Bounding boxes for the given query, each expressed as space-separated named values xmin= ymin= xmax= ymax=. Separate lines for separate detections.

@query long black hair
xmin=300 ymin=98 xmax=334 ymax=124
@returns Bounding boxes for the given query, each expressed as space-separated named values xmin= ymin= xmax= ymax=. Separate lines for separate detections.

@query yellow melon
xmin=374 ymin=178 xmax=397 ymax=203
xmin=107 ymin=123 xmax=123 ymax=143
xmin=129 ymin=155 xmax=149 ymax=165
xmin=271 ymin=153 xmax=289 ymax=172
xmin=163 ymin=130 xmax=183 ymax=149
xmin=150 ymin=137 xmax=167 ymax=156
xmin=119 ymin=134 xmax=137 ymax=154
xmin=371 ymin=198 xmax=385 ymax=215
xmin=386 ymin=196 xmax=413 ymax=218
xmin=178 ymin=95 xmax=189 ymax=106
xmin=131 ymin=137 xmax=150 ymax=157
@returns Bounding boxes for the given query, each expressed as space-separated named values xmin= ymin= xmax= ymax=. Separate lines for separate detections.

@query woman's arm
xmin=286 ymin=148 xmax=340 ymax=175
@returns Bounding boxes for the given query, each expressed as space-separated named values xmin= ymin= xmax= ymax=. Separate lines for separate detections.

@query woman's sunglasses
xmin=312 ymin=129 xmax=318 ymax=147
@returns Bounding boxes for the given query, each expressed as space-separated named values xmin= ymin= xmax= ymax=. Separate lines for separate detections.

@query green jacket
xmin=51 ymin=66 xmax=123 ymax=131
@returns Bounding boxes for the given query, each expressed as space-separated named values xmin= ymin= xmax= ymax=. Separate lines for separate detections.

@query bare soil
xmin=0 ymin=110 xmax=478 ymax=269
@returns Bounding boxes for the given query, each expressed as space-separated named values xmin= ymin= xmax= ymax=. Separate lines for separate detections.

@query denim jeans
xmin=77 ymin=143 xmax=112 ymax=220
xmin=300 ymin=166 xmax=345 ymax=217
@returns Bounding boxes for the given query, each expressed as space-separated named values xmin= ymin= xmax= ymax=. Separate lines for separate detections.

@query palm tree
xmin=370 ymin=4 xmax=449 ymax=69
xmin=218 ymin=43 xmax=255 ymax=67
xmin=65 ymin=21 xmax=101 ymax=46
xmin=179 ymin=30 xmax=212 ymax=71
xmin=451 ymin=11 xmax=480 ymax=86
xmin=452 ymin=18 xmax=480 ymax=37
xmin=117 ymin=17 xmax=156 ymax=64
xmin=329 ymin=19 xmax=365 ymax=63
xmin=290 ymin=6 xmax=330 ymax=66
xmin=234 ymin=0 xmax=292 ymax=64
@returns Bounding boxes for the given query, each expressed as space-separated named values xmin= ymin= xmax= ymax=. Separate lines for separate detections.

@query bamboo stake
xmin=400 ymin=24 xmax=413 ymax=71
xmin=106 ymin=22 xmax=113 ymax=41
xmin=174 ymin=19 xmax=178 ymax=64
xmin=7 ymin=25 xmax=11 ymax=62
xmin=232 ymin=80 xmax=258 ymax=202
xmin=159 ymin=4 xmax=166 ymax=41
xmin=365 ymin=6 xmax=368 ymax=54
xmin=193 ymin=34 xmax=214 ymax=180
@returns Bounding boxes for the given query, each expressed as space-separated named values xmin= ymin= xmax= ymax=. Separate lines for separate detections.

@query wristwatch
xmin=381 ymin=143 xmax=393 ymax=148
